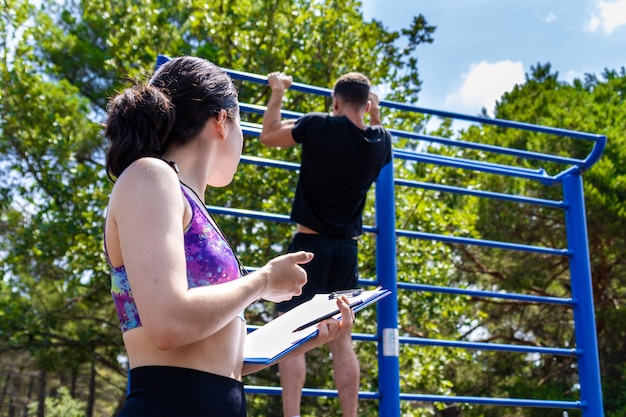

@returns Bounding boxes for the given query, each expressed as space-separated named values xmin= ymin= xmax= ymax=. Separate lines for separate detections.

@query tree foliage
xmin=1 ymin=1 xmax=457 ymax=416
xmin=3 ymin=0 xmax=622 ymax=415
xmin=449 ymin=63 xmax=626 ymax=416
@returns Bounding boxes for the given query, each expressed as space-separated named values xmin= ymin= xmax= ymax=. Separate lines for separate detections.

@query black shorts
xmin=276 ymin=233 xmax=358 ymax=313
xmin=119 ymin=366 xmax=246 ymax=417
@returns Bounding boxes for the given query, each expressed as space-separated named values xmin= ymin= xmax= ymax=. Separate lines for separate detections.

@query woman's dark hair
xmin=105 ymin=56 xmax=238 ymax=178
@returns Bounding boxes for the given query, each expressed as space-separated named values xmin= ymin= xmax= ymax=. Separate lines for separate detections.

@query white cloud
xmin=544 ymin=13 xmax=557 ymax=23
xmin=586 ymin=14 xmax=601 ymax=31
xmin=586 ymin=0 xmax=626 ymax=34
xmin=444 ymin=60 xmax=525 ymax=116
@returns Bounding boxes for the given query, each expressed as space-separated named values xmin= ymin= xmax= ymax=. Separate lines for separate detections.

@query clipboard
xmin=243 ymin=286 xmax=391 ymax=364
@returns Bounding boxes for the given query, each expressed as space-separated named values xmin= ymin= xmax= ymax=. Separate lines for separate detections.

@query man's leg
xmin=328 ymin=332 xmax=360 ymax=417
xmin=279 ymin=352 xmax=306 ymax=417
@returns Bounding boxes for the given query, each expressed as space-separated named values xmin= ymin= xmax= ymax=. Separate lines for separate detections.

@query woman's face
xmin=211 ymin=107 xmax=243 ymax=187
xmin=226 ymin=109 xmax=244 ymax=164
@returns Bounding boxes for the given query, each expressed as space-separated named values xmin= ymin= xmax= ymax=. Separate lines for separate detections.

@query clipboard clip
xmin=328 ymin=289 xmax=363 ymax=300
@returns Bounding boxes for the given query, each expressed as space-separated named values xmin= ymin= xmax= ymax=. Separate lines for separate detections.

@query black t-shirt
xmin=290 ymin=112 xmax=393 ymax=238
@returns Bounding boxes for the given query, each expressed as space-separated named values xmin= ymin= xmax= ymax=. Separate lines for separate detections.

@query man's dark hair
xmin=333 ymin=72 xmax=370 ymax=108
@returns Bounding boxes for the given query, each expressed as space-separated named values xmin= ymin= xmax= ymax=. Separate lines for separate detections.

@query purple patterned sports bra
xmin=108 ymin=185 xmax=243 ymax=332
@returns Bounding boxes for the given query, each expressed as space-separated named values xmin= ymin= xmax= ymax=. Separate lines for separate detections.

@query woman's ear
xmin=214 ymin=109 xmax=228 ymax=139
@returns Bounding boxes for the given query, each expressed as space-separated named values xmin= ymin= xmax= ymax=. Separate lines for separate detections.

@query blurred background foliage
xmin=1 ymin=0 xmax=625 ymax=416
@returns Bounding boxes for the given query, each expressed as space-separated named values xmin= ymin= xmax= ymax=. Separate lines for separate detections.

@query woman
xmin=103 ymin=56 xmax=354 ymax=416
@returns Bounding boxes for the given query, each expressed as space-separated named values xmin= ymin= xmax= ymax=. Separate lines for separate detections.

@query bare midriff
xmin=296 ymin=224 xmax=358 ymax=240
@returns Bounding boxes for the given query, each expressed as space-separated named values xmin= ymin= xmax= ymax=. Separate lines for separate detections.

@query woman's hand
xmin=315 ymin=295 xmax=355 ymax=343
xmin=259 ymin=251 xmax=312 ymax=303
xmin=242 ymin=295 xmax=355 ymax=376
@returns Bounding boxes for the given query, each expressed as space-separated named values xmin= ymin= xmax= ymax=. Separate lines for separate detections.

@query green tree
xmin=2 ymin=1 xmax=124 ymax=416
xmin=3 ymin=1 xmax=477 ymax=416
xmin=4 ymin=0 xmax=619 ymax=415
xmin=28 ymin=387 xmax=84 ymax=417
xmin=449 ymin=63 xmax=626 ymax=416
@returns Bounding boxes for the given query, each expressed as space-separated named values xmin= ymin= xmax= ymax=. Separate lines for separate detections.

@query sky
xmin=361 ymin=0 xmax=626 ymax=118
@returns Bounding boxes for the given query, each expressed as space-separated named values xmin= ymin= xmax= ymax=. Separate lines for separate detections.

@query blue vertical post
xmin=562 ymin=172 xmax=604 ymax=417
xmin=375 ymin=160 xmax=400 ymax=416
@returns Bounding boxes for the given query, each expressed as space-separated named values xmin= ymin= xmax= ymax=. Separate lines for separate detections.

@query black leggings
xmin=120 ymin=366 xmax=246 ymax=417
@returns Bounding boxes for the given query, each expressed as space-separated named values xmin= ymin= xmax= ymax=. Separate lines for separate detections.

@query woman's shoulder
xmin=124 ymin=156 xmax=173 ymax=174
xmin=110 ymin=157 xmax=181 ymax=208
xmin=119 ymin=157 xmax=177 ymax=184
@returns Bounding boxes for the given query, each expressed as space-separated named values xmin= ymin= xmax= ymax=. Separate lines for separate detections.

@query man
xmin=260 ymin=71 xmax=392 ymax=417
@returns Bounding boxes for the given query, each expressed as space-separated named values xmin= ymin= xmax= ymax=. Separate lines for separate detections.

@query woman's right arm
xmin=109 ymin=158 xmax=310 ymax=350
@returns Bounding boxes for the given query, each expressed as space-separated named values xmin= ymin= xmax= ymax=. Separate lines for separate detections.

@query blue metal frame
xmin=375 ymin=161 xmax=401 ymax=415
xmin=152 ymin=57 xmax=604 ymax=416
xmin=222 ymin=67 xmax=605 ymax=417
xmin=562 ymin=174 xmax=604 ymax=414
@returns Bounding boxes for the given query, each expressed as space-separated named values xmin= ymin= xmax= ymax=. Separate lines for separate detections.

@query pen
xmin=292 ymin=289 xmax=364 ymax=333
xmin=292 ymin=311 xmax=342 ymax=333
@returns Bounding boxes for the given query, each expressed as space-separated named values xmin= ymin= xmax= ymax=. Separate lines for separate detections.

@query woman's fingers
xmin=317 ymin=295 xmax=354 ymax=341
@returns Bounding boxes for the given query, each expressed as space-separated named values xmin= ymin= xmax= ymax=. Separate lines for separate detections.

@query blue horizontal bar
xmin=400 ymin=336 xmax=576 ymax=356
xmin=241 ymin=112 xmax=596 ymax=181
xmin=208 ymin=206 xmax=291 ymax=223
xmin=240 ymin=106 xmax=592 ymax=176
xmin=237 ymin=155 xmax=566 ymax=215
xmin=399 ymin=393 xmax=582 ymax=409
xmin=239 ymin=154 xmax=300 ymax=171
xmin=240 ymin=103 xmax=301 ymax=119
xmin=240 ymin=104 xmax=586 ymax=173
xmin=208 ymin=204 xmax=376 ymax=235
xmin=241 ymin=122 xmax=556 ymax=184
xmin=246 ymin=327 xmax=573 ymax=358
xmin=397 ymin=229 xmax=569 ymax=256
xmin=394 ymin=149 xmax=558 ymax=184
xmin=399 ymin=282 xmax=574 ymax=305
xmin=242 ymin=127 xmax=260 ymax=136
xmin=244 ymin=385 xmax=381 ymax=400
xmin=388 ymin=128 xmax=585 ymax=168
xmin=350 ymin=332 xmax=377 ymax=342
xmin=395 ymin=179 xmax=565 ymax=209
xmin=226 ymin=69 xmax=333 ymax=97
xmin=226 ymin=68 xmax=601 ymax=143
xmin=379 ymin=97 xmax=602 ymax=144
xmin=228 ymin=67 xmax=605 ymax=175
xmin=244 ymin=386 xmax=581 ymax=409
xmin=395 ymin=148 xmax=545 ymax=175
